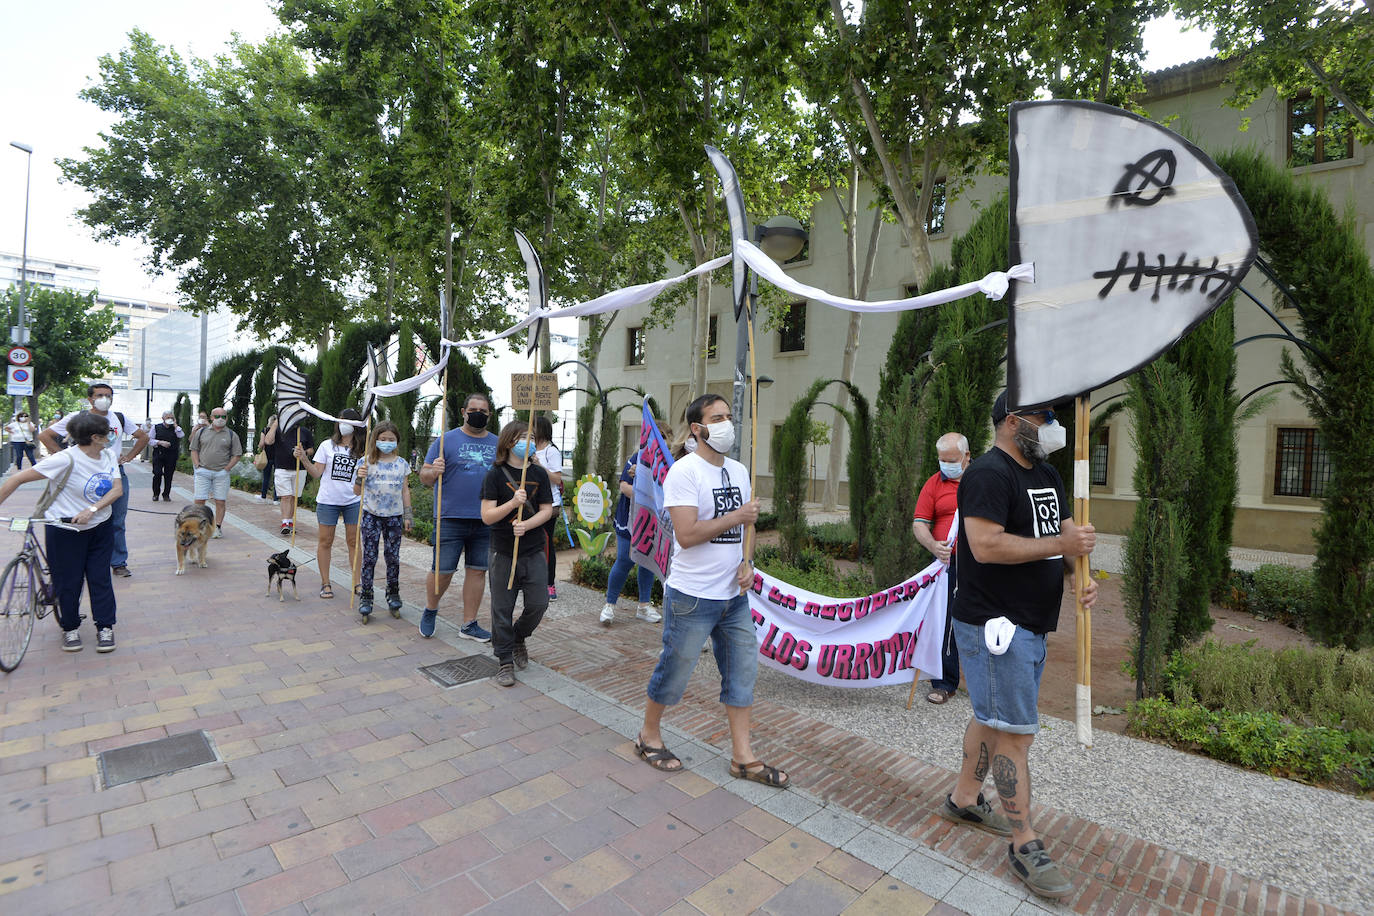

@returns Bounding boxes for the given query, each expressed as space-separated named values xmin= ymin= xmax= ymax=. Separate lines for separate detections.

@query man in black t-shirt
xmin=263 ymin=417 xmax=315 ymax=537
xmin=938 ymin=392 xmax=1097 ymax=901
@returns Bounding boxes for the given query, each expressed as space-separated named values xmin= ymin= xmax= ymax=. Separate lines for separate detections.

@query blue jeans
xmin=260 ymin=458 xmax=276 ymax=499
xmin=47 ymin=519 xmax=116 ymax=630
xmin=11 ymin=443 xmax=35 ymax=470
xmin=646 ymin=586 xmax=757 ymax=707
xmin=110 ymin=468 xmax=129 ymax=568
xmin=606 ymin=531 xmax=654 ymax=604
xmin=431 ymin=517 xmax=490 ymax=573
xmin=953 ymin=618 xmax=1047 ymax=735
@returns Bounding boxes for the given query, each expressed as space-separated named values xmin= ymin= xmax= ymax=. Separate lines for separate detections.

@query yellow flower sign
xmin=572 ymin=474 xmax=612 ymax=527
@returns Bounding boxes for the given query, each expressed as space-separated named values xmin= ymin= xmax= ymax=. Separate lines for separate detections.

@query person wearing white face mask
xmin=190 ymin=407 xmax=244 ymax=539
xmin=938 ymin=391 xmax=1096 ymax=900
xmin=40 ymin=383 xmax=150 ymax=578
xmin=912 ymin=431 xmax=970 ymax=705
xmin=633 ymin=394 xmax=788 ymax=789
xmin=295 ymin=408 xmax=363 ymax=600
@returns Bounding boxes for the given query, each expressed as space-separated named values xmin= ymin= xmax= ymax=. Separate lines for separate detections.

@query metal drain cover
xmin=418 ymin=655 xmax=499 ymax=687
xmin=98 ymin=730 xmax=218 ymax=788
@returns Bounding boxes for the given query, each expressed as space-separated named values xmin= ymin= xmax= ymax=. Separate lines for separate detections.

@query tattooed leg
xmin=991 ymin=733 xmax=1036 ymax=846
xmin=951 ymin=719 xmax=999 ymax=808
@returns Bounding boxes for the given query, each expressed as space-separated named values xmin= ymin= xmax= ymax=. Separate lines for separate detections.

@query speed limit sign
xmin=7 ymin=346 xmax=32 ymax=367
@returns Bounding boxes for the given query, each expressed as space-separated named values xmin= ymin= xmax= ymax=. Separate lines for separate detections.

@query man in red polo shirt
xmin=913 ymin=431 xmax=970 ymax=704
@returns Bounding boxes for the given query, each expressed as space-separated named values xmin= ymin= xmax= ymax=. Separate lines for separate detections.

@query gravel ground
xmin=547 ymin=574 xmax=1372 ymax=914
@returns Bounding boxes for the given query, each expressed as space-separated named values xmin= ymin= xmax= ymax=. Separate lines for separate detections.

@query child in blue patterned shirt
xmin=353 ymin=421 xmax=412 ymax=621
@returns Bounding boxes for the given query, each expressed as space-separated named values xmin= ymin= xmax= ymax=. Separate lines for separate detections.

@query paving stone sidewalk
xmin=0 ymin=466 xmax=1355 ymax=915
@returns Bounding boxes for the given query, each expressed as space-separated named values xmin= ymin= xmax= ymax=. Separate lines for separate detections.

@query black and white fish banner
xmin=360 ymin=343 xmax=381 ymax=420
xmin=1006 ymin=101 xmax=1259 ymax=408
xmin=513 ymin=230 xmax=548 ymax=359
xmin=748 ymin=562 xmax=946 ymax=687
xmin=276 ymin=361 xmax=310 ymax=432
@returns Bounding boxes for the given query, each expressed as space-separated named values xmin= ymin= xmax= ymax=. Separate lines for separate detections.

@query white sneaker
xmin=212 ymin=526 xmax=223 ymax=539
xmin=599 ymin=604 xmax=616 ymax=626
xmin=636 ymin=604 xmax=662 ymax=623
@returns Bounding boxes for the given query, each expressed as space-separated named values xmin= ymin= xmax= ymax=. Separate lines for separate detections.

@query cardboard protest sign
xmin=1006 ymin=100 xmax=1259 ymax=408
xmin=628 ymin=403 xmax=676 ymax=581
xmin=747 ymin=561 xmax=946 ymax=687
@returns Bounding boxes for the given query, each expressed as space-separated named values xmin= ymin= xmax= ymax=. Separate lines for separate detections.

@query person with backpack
xmin=478 ymin=421 xmax=554 ymax=687
xmin=0 ymin=412 xmax=123 ymax=653
xmin=39 ymin=383 xmax=149 ymax=578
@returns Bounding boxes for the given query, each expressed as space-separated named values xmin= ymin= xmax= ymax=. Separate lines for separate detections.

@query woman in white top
xmin=294 ymin=408 xmax=363 ymax=599
xmin=6 ymin=411 xmax=37 ymax=470
xmin=531 ymin=416 xmax=564 ymax=601
xmin=0 ymin=412 xmax=123 ymax=653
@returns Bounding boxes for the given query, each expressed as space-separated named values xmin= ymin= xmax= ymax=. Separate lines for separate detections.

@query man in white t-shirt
xmin=633 ymin=394 xmax=787 ymax=789
xmin=40 ymin=383 xmax=149 ymax=578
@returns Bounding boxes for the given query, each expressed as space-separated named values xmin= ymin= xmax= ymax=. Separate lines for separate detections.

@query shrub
xmin=1127 ymin=697 xmax=1374 ymax=792
xmin=1247 ymin=564 xmax=1315 ymax=627
xmin=755 ymin=511 xmax=777 ymax=532
xmin=1168 ymin=640 xmax=1374 ymax=732
xmin=755 ymin=546 xmax=871 ymax=597
xmin=570 ymin=555 xmax=664 ymax=604
xmin=808 ymin=521 xmax=857 ymax=560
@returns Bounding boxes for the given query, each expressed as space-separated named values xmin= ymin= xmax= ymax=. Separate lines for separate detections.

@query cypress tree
xmin=868 ymin=373 xmax=929 ymax=589
xmin=1123 ymin=361 xmax=1201 ymax=697
xmin=1218 ymin=149 xmax=1374 ymax=648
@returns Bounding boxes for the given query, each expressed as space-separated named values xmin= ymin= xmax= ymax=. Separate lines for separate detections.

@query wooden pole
xmin=741 ymin=309 xmax=759 ymax=593
xmin=508 ymin=410 xmax=536 ymax=588
xmin=433 ymin=378 xmax=449 ymax=574
xmin=1073 ymin=394 xmax=1093 ymax=747
xmin=350 ymin=419 xmax=369 ymax=612
xmin=290 ymin=427 xmax=301 ymax=550
xmin=906 ymin=664 xmax=922 ymax=710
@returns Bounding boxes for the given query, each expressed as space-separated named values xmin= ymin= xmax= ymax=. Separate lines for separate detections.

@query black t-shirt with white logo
xmin=480 ymin=462 xmax=553 ymax=557
xmin=952 ymin=447 xmax=1066 ymax=634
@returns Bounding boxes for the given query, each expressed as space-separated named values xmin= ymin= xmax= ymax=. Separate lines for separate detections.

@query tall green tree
xmin=1176 ymin=0 xmax=1373 ymax=141
xmin=1 ymin=286 xmax=120 ymax=421
xmin=1219 ymin=148 xmax=1374 ymax=649
xmin=60 ymin=32 xmax=357 ymax=346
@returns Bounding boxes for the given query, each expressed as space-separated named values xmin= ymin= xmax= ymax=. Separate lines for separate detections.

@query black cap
xmin=992 ymin=391 xmax=1010 ymax=425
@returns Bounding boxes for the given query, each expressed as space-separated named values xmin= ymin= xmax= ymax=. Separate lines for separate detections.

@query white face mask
xmin=339 ymin=422 xmax=355 ymax=437
xmin=212 ymin=417 xmax=227 ymax=428
xmin=1038 ymin=419 xmax=1067 ymax=455
xmin=939 ymin=460 xmax=965 ymax=479
xmin=93 ymin=396 xmax=112 ymax=411
xmin=699 ymin=420 xmax=735 ymax=456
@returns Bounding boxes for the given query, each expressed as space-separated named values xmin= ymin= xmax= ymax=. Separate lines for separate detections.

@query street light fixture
xmin=146 ymin=372 xmax=171 ymax=423
xmin=731 ymin=217 xmax=808 ymax=460
xmin=8 ymin=141 xmax=33 ymax=418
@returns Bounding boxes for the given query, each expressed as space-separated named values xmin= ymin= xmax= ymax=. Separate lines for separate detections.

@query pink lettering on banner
xmin=751 ymin=573 xmax=764 ymax=595
xmin=833 ymin=644 xmax=853 ymax=679
xmin=902 ymin=631 xmax=917 ymax=668
xmin=653 ymin=532 xmax=671 ymax=573
xmin=851 ymin=643 xmax=871 ymax=679
xmin=750 ymin=608 xmax=764 ymax=627
xmin=630 ymin=507 xmax=657 ymax=554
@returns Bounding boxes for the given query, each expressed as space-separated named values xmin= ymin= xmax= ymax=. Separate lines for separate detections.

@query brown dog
xmin=175 ymin=505 xmax=215 ymax=575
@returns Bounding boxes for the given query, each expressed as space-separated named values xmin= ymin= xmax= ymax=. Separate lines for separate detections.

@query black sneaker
xmin=111 ymin=566 xmax=132 ymax=578
xmin=62 ymin=630 xmax=82 ymax=652
xmin=280 ymin=524 xmax=292 ymax=537
xmin=513 ymin=641 xmax=528 ymax=670
xmin=495 ymin=662 xmax=516 ymax=687
xmin=96 ymin=627 xmax=116 ymax=653
xmin=1008 ymin=840 xmax=1074 ymax=899
xmin=938 ymin=793 xmax=1012 ymax=836
xmin=151 ymin=494 xmax=159 ymax=502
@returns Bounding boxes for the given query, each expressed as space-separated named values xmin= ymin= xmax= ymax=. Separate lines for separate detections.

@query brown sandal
xmin=635 ymin=735 xmax=682 ymax=771
xmin=927 ymin=688 xmax=954 ymax=705
xmin=730 ymin=759 xmax=789 ymax=788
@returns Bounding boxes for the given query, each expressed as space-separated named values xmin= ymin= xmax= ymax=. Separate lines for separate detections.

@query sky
xmin=0 ymin=2 xmax=1217 ymax=309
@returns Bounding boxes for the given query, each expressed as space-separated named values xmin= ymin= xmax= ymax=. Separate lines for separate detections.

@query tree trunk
xmin=383 ymin=253 xmax=397 ymax=325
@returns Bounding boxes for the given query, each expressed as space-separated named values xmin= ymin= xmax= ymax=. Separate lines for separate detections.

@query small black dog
xmin=267 ymin=549 xmax=299 ymax=602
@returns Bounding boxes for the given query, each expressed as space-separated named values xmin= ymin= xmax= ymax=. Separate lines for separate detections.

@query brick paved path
xmin=0 ymin=466 xmax=1355 ymax=915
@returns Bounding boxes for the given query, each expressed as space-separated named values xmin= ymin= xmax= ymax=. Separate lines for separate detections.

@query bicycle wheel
xmin=0 ymin=555 xmax=37 ymax=673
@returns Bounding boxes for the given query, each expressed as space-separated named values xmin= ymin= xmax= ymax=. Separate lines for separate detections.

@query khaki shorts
xmin=274 ymin=468 xmax=307 ymax=498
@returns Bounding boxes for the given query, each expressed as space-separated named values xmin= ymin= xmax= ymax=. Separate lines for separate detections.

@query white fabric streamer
xmin=295 ymin=402 xmax=359 ymax=426
xmin=368 ymin=346 xmax=452 ymax=398
xmin=737 ymin=239 xmax=1033 ymax=312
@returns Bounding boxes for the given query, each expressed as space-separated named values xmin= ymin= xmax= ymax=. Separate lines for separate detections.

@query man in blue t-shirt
xmin=418 ymin=393 xmax=498 ymax=641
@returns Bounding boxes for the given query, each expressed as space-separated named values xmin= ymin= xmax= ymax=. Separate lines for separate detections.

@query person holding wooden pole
xmin=417 ymin=393 xmax=496 ymax=642
xmin=262 ymin=415 xmax=314 ymax=540
xmin=938 ymin=391 xmax=1096 ymax=901
xmin=479 ymin=420 xmax=554 ymax=687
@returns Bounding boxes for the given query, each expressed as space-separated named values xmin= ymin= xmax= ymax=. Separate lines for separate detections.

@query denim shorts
xmin=646 ymin=586 xmax=758 ymax=707
xmin=316 ymin=501 xmax=361 ymax=527
xmin=431 ymin=517 xmax=491 ymax=573
xmin=193 ymin=466 xmax=231 ymax=501
xmin=953 ymin=618 xmax=1047 ymax=735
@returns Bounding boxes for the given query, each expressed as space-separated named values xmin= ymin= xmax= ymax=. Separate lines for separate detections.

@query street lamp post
xmin=146 ymin=372 xmax=171 ymax=424
xmin=731 ymin=215 xmax=808 ymax=460
xmin=8 ymin=141 xmax=33 ymax=419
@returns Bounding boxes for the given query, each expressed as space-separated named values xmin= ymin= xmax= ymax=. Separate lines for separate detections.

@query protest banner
xmin=628 ymin=402 xmax=675 ymax=581
xmin=747 ymin=560 xmax=946 ymax=687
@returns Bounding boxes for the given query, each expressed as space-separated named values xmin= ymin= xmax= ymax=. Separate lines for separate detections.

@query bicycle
xmin=0 ymin=517 xmax=61 ymax=673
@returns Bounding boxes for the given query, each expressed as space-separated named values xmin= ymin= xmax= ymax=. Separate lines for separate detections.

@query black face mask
xmin=465 ymin=411 xmax=489 ymax=430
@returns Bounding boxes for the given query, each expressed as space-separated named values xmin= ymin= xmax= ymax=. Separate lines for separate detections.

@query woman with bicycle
xmin=0 ymin=411 xmax=122 ymax=653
